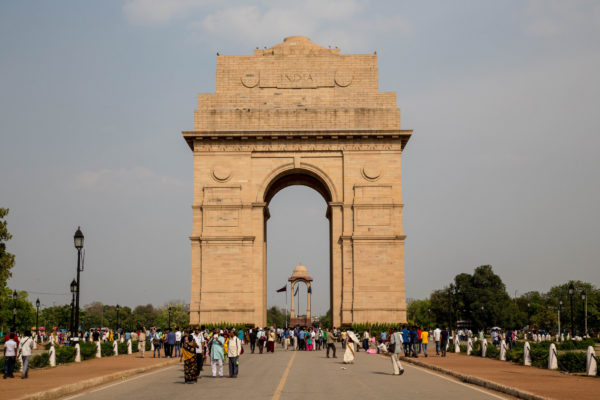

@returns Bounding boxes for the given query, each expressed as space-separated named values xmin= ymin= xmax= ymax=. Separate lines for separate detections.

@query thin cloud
xmin=122 ymin=0 xmax=212 ymax=24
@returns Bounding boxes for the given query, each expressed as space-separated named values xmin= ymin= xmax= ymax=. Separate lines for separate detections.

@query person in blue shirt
xmin=401 ymin=325 xmax=410 ymax=356
xmin=299 ymin=329 xmax=306 ymax=351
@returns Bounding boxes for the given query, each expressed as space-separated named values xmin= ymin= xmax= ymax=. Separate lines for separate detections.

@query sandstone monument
xmin=183 ymin=36 xmax=412 ymax=327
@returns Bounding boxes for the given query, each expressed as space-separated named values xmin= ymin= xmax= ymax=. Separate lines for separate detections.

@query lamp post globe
xmin=73 ymin=227 xmax=84 ymax=340
xmin=568 ymin=282 xmax=575 ymax=337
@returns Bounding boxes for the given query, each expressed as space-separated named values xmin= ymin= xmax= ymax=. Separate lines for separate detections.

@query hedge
xmin=558 ymin=352 xmax=586 ymax=373
xmin=80 ymin=342 xmax=98 ymax=360
xmin=0 ymin=357 xmax=21 ymax=371
xmin=30 ymin=353 xmax=50 ymax=369
xmin=55 ymin=346 xmax=77 ymax=364
xmin=101 ymin=341 xmax=115 ymax=357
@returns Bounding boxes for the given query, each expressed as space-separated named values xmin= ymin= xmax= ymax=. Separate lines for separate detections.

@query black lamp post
xmin=427 ymin=308 xmax=431 ymax=330
xmin=73 ymin=227 xmax=84 ymax=337
xmin=12 ymin=289 xmax=18 ymax=332
xmin=70 ymin=279 xmax=77 ymax=336
xmin=116 ymin=304 xmax=120 ymax=333
xmin=581 ymin=291 xmax=587 ymax=337
xmin=168 ymin=307 xmax=172 ymax=329
xmin=568 ymin=282 xmax=575 ymax=337
xmin=35 ymin=298 xmax=40 ymax=340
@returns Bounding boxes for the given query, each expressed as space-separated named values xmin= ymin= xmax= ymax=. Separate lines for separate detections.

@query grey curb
xmin=17 ymin=358 xmax=180 ymax=400
xmin=399 ymin=356 xmax=547 ymax=400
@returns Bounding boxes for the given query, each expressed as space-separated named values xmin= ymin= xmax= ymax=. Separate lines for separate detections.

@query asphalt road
xmin=62 ymin=346 xmax=508 ymax=400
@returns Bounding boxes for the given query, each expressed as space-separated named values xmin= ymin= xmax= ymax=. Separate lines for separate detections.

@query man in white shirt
xmin=175 ymin=328 xmax=182 ymax=358
xmin=192 ymin=326 xmax=205 ymax=378
xmin=433 ymin=327 xmax=441 ymax=356
xmin=389 ymin=327 xmax=404 ymax=376
xmin=227 ymin=330 xmax=243 ymax=378
xmin=19 ymin=331 xmax=35 ymax=378
xmin=3 ymin=333 xmax=18 ymax=379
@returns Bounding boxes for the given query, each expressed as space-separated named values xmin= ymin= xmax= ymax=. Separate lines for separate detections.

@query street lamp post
xmin=581 ymin=291 xmax=587 ymax=337
xmin=12 ymin=289 xmax=17 ymax=332
xmin=168 ymin=307 xmax=172 ymax=329
xmin=558 ymin=300 xmax=563 ymax=339
xmin=116 ymin=304 xmax=120 ymax=333
xmin=74 ymin=227 xmax=84 ymax=338
xmin=35 ymin=298 xmax=40 ymax=341
xmin=70 ymin=279 xmax=77 ymax=336
xmin=568 ymin=282 xmax=575 ymax=337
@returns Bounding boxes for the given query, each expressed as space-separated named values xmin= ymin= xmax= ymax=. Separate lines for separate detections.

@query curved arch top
xmin=261 ymin=167 xmax=335 ymax=204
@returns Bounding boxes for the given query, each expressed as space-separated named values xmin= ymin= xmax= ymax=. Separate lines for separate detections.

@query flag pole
xmin=285 ymin=283 xmax=288 ymax=329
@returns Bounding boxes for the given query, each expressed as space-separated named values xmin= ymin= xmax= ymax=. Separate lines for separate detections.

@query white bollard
xmin=49 ymin=345 xmax=56 ymax=367
xmin=96 ymin=341 xmax=102 ymax=358
xmin=548 ymin=343 xmax=558 ymax=370
xmin=113 ymin=340 xmax=119 ymax=356
xmin=467 ymin=338 xmax=473 ymax=356
xmin=546 ymin=334 xmax=551 ymax=341
xmin=454 ymin=336 xmax=460 ymax=353
xmin=532 ymin=333 xmax=537 ymax=342
xmin=481 ymin=339 xmax=487 ymax=358
xmin=33 ymin=338 xmax=38 ymax=350
xmin=561 ymin=333 xmax=565 ymax=342
xmin=127 ymin=339 xmax=132 ymax=354
xmin=586 ymin=346 xmax=597 ymax=376
xmin=523 ymin=341 xmax=532 ymax=366
xmin=121 ymin=335 xmax=125 ymax=343
xmin=75 ymin=343 xmax=81 ymax=362
xmin=151 ymin=340 xmax=155 ymax=352
xmin=500 ymin=339 xmax=507 ymax=361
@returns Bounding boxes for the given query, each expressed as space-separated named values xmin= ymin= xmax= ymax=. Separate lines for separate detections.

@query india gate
xmin=183 ymin=36 xmax=412 ymax=328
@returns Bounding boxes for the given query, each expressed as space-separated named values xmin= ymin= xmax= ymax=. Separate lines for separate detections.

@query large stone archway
xmin=183 ymin=36 xmax=412 ymax=327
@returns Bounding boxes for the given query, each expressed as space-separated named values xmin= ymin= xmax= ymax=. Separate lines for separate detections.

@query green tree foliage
xmin=266 ymin=306 xmax=286 ymax=327
xmin=407 ymin=299 xmax=433 ymax=329
xmin=0 ymin=289 xmax=36 ymax=332
xmin=0 ymin=208 xmax=15 ymax=291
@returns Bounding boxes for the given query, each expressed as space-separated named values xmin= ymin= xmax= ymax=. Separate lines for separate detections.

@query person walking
xmin=152 ymin=329 xmax=162 ymax=358
xmin=166 ymin=328 xmax=176 ymax=358
xmin=362 ymin=330 xmax=370 ymax=351
xmin=249 ymin=328 xmax=257 ymax=354
xmin=192 ymin=326 xmax=205 ymax=377
xmin=433 ymin=326 xmax=441 ymax=356
xmin=389 ymin=327 xmax=405 ymax=376
xmin=174 ymin=327 xmax=182 ymax=358
xmin=3 ymin=332 xmax=18 ymax=379
xmin=181 ymin=331 xmax=198 ymax=384
xmin=343 ymin=330 xmax=359 ymax=364
xmin=19 ymin=331 xmax=34 ymax=379
xmin=325 ymin=328 xmax=337 ymax=358
xmin=209 ymin=333 xmax=225 ymax=377
xmin=421 ymin=327 xmax=429 ymax=357
xmin=441 ymin=327 xmax=449 ymax=357
xmin=227 ymin=330 xmax=242 ymax=378
xmin=138 ymin=328 xmax=146 ymax=358
xmin=257 ymin=328 xmax=266 ymax=354
xmin=267 ymin=328 xmax=276 ymax=353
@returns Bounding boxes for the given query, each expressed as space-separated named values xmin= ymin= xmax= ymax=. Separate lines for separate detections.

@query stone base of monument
xmin=289 ymin=317 xmax=311 ymax=328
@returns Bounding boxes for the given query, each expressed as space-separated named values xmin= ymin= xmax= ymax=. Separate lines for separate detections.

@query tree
xmin=407 ymin=299 xmax=433 ymax=329
xmin=0 ymin=289 xmax=35 ymax=333
xmin=0 ymin=208 xmax=15 ymax=292
xmin=266 ymin=306 xmax=286 ymax=327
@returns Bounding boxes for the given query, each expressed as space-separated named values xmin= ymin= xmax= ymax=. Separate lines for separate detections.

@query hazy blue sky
xmin=1 ymin=1 xmax=599 ymax=316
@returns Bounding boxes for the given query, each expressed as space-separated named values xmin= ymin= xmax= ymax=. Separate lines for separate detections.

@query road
xmin=62 ymin=346 xmax=508 ymax=400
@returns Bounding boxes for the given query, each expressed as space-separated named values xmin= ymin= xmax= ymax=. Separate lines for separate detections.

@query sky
xmin=1 ymin=1 xmax=599 ymax=316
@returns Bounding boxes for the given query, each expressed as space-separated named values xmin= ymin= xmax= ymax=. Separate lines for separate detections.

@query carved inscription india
xmin=241 ymin=70 xmax=352 ymax=89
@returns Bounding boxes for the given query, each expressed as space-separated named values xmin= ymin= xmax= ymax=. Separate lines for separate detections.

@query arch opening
xmin=264 ymin=170 xmax=333 ymax=327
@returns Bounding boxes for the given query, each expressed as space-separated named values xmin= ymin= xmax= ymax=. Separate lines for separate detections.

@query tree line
xmin=408 ymin=265 xmax=599 ymax=333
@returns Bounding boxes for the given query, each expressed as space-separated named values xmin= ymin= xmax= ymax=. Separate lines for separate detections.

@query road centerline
xmin=271 ymin=351 xmax=297 ymax=400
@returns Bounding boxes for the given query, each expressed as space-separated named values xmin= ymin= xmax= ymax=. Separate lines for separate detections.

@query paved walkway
xmin=400 ymin=351 xmax=599 ymax=400
xmin=1 ymin=352 xmax=178 ymax=400
xmin=57 ymin=348 xmax=507 ymax=400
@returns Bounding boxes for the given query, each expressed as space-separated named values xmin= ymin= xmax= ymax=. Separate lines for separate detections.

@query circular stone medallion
xmin=334 ymin=70 xmax=353 ymax=87
xmin=212 ymin=167 xmax=231 ymax=182
xmin=362 ymin=165 xmax=382 ymax=181
xmin=241 ymin=72 xmax=259 ymax=88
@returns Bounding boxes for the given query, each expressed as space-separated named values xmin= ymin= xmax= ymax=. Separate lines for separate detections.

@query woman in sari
xmin=181 ymin=332 xmax=198 ymax=383
xmin=343 ymin=331 xmax=360 ymax=364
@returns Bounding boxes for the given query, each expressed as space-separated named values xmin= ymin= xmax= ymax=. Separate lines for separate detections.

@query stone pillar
xmin=306 ymin=283 xmax=311 ymax=320
xmin=454 ymin=335 xmax=460 ymax=353
xmin=49 ymin=345 xmax=56 ymax=367
xmin=113 ymin=340 xmax=118 ymax=356
xmin=96 ymin=341 xmax=102 ymax=358
xmin=524 ymin=341 xmax=532 ymax=366
xmin=481 ymin=339 xmax=487 ymax=358
xmin=548 ymin=343 xmax=558 ymax=370
xmin=586 ymin=346 xmax=597 ymax=376
xmin=500 ymin=339 xmax=507 ymax=361
xmin=127 ymin=339 xmax=132 ymax=354
xmin=75 ymin=343 xmax=81 ymax=362
xmin=467 ymin=338 xmax=472 ymax=356
xmin=290 ymin=282 xmax=296 ymax=318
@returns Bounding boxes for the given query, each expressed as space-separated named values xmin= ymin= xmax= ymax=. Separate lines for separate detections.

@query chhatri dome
xmin=289 ymin=264 xmax=313 ymax=281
